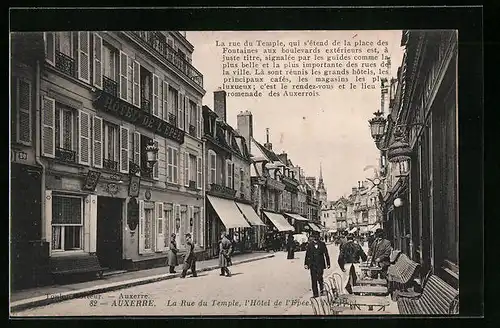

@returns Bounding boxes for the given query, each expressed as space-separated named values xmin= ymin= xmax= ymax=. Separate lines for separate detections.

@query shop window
xmin=51 ymin=195 xmax=83 ymax=251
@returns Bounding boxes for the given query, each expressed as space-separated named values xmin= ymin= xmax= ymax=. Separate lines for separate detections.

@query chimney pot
xmin=214 ymin=90 xmax=227 ymax=123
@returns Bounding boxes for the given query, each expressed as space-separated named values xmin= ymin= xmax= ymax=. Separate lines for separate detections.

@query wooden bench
xmin=393 ymin=267 xmax=433 ymax=300
xmin=397 ymin=275 xmax=459 ymax=315
xmin=387 ymin=253 xmax=420 ymax=295
xmin=50 ymin=254 xmax=105 ymax=280
xmin=352 ymin=285 xmax=389 ymax=296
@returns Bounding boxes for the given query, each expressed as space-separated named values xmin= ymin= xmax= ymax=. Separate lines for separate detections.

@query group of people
xmin=303 ymin=228 xmax=392 ymax=298
xmin=166 ymin=231 xmax=235 ymax=279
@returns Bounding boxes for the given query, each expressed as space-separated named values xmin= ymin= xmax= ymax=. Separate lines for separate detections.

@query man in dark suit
xmin=180 ymin=233 xmax=197 ymax=278
xmin=369 ymin=228 xmax=392 ymax=278
xmin=304 ymin=231 xmax=331 ymax=298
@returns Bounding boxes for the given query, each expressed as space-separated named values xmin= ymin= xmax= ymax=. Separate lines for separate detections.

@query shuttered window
xmin=119 ymin=126 xmax=130 ymax=173
xmin=197 ymin=156 xmax=203 ymax=190
xmin=92 ymin=33 xmax=103 ymax=89
xmin=167 ymin=146 xmax=179 ymax=184
xmin=13 ymin=77 xmax=32 ymax=145
xmin=93 ymin=116 xmax=103 ymax=168
xmin=77 ymin=32 xmax=90 ymax=83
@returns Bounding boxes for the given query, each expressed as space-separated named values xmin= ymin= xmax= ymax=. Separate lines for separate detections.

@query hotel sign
xmin=93 ymin=91 xmax=185 ymax=144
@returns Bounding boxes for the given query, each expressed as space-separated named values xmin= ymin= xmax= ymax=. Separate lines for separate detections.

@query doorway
xmin=97 ymin=196 xmax=123 ymax=269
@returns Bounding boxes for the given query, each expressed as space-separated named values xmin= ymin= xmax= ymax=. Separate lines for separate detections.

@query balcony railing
xmin=210 ymin=183 xmax=236 ymax=198
xmin=55 ymin=51 xmax=76 ymax=77
xmin=55 ymin=147 xmax=76 ymax=163
xmin=103 ymin=159 xmax=118 ymax=172
xmin=189 ymin=124 xmax=196 ymax=137
xmin=132 ymin=31 xmax=204 ymax=88
xmin=141 ymin=98 xmax=151 ymax=113
xmin=103 ymin=76 xmax=118 ymax=97
xmin=168 ymin=113 xmax=177 ymax=126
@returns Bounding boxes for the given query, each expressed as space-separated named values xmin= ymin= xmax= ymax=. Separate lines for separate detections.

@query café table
xmin=359 ymin=265 xmax=382 ymax=279
xmin=338 ymin=295 xmax=390 ymax=312
xmin=352 ymin=285 xmax=389 ymax=296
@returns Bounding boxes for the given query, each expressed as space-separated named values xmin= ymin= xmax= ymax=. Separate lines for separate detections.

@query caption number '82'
xmin=89 ymin=300 xmax=98 ymax=307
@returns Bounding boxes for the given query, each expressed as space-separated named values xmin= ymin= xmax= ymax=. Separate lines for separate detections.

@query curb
xmin=10 ymin=253 xmax=275 ymax=313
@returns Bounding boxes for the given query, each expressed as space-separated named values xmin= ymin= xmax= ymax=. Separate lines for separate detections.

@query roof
xmin=253 ymin=140 xmax=281 ymax=162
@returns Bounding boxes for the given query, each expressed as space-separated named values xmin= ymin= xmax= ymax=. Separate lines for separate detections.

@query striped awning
xmin=308 ymin=222 xmax=322 ymax=233
xmin=284 ymin=213 xmax=309 ymax=221
xmin=235 ymin=202 xmax=266 ymax=226
xmin=263 ymin=211 xmax=294 ymax=232
xmin=207 ymin=195 xmax=251 ymax=229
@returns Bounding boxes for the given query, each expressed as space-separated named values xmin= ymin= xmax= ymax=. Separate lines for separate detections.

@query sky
xmin=186 ymin=30 xmax=404 ymax=200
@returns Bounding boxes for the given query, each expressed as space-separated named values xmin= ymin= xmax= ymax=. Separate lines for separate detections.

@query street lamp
xmin=145 ymin=139 xmax=159 ymax=170
xmin=368 ymin=111 xmax=387 ymax=150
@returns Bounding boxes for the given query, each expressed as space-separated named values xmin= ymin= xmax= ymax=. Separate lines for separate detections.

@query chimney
xmin=264 ymin=128 xmax=272 ymax=150
xmin=352 ymin=187 xmax=358 ymax=195
xmin=277 ymin=151 xmax=288 ymax=166
xmin=237 ymin=110 xmax=253 ymax=154
xmin=214 ymin=88 xmax=227 ymax=122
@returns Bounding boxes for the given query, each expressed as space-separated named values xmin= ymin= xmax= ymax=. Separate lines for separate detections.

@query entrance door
xmin=97 ymin=197 xmax=123 ymax=269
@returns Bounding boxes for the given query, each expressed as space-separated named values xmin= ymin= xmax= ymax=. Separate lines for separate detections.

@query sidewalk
xmin=10 ymin=251 xmax=274 ymax=312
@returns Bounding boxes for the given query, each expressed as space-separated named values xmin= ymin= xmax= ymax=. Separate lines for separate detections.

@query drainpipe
xmin=34 ymin=59 xmax=47 ymax=244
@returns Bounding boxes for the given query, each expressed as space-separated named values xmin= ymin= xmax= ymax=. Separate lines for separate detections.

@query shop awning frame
xmin=235 ymin=202 xmax=266 ymax=226
xmin=284 ymin=213 xmax=310 ymax=221
xmin=308 ymin=222 xmax=322 ymax=233
xmin=207 ymin=195 xmax=251 ymax=229
xmin=263 ymin=211 xmax=295 ymax=232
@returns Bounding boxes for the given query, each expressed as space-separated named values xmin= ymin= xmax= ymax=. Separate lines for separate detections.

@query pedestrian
xmin=219 ymin=231 xmax=233 ymax=277
xmin=339 ymin=230 xmax=348 ymax=251
xmin=369 ymin=228 xmax=392 ymax=279
xmin=286 ymin=233 xmax=295 ymax=260
xmin=304 ymin=231 xmax=331 ymax=298
xmin=338 ymin=234 xmax=367 ymax=294
xmin=180 ymin=233 xmax=197 ymax=278
xmin=167 ymin=233 xmax=178 ymax=273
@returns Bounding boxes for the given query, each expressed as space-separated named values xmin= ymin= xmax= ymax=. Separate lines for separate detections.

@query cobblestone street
xmin=14 ymin=244 xmax=396 ymax=316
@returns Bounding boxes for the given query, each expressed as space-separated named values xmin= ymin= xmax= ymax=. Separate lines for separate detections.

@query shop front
xmin=206 ymin=195 xmax=251 ymax=258
xmin=235 ymin=201 xmax=267 ymax=250
xmin=284 ymin=212 xmax=309 ymax=234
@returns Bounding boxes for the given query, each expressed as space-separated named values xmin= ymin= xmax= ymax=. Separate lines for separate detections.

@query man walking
xmin=304 ymin=231 xmax=331 ymax=298
xmin=369 ymin=228 xmax=392 ymax=279
xmin=219 ymin=232 xmax=233 ymax=277
xmin=180 ymin=233 xmax=197 ymax=278
xmin=338 ymin=234 xmax=367 ymax=293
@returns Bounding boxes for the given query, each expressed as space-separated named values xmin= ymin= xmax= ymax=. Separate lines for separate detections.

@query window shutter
xmin=180 ymin=207 xmax=187 ymax=246
xmin=77 ymin=32 xmax=90 ymax=83
xmin=155 ymin=202 xmax=165 ymax=252
xmin=177 ymin=91 xmax=183 ymax=130
xmin=158 ymin=78 xmax=163 ymax=119
xmin=162 ymin=81 xmax=169 ymax=121
xmin=196 ymin=104 xmax=202 ymax=139
xmin=16 ymin=78 xmax=32 ymax=145
xmin=45 ymin=190 xmax=53 ymax=252
xmin=163 ymin=204 xmax=170 ymax=248
xmin=139 ymin=200 xmax=145 ymax=254
xmin=189 ymin=206 xmax=194 ymax=243
xmin=119 ymin=126 xmax=130 ymax=173
xmin=132 ymin=60 xmax=141 ymax=107
xmin=184 ymin=96 xmax=190 ymax=132
xmin=153 ymin=140 xmax=159 ymax=180
xmin=93 ymin=33 xmax=103 ymax=89
xmin=89 ymin=194 xmax=98 ymax=253
xmin=197 ymin=156 xmax=202 ymax=190
xmin=232 ymin=163 xmax=235 ymax=189
xmin=119 ymin=51 xmax=128 ymax=101
xmin=199 ymin=206 xmax=204 ymax=247
xmin=93 ymin=116 xmax=103 ymax=168
xmin=78 ymin=110 xmax=91 ymax=165
xmin=152 ymin=74 xmax=159 ymax=117
xmin=173 ymin=148 xmax=179 ymax=184
xmin=44 ymin=32 xmax=55 ymax=65
xmin=184 ymin=151 xmax=189 ymax=187
xmin=167 ymin=146 xmax=172 ymax=183
xmin=134 ymin=131 xmax=141 ymax=175
xmin=41 ymin=96 xmax=56 ymax=158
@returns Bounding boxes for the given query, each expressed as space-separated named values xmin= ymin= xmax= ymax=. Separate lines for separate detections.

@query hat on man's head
xmin=171 ymin=233 xmax=176 ymax=238
xmin=375 ymin=228 xmax=384 ymax=236
xmin=347 ymin=233 xmax=354 ymax=240
xmin=185 ymin=233 xmax=191 ymax=238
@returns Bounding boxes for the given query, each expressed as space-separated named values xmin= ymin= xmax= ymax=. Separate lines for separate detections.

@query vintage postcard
xmin=10 ymin=28 xmax=460 ymax=317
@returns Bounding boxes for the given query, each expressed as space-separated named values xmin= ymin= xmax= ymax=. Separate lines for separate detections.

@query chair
xmin=309 ymin=297 xmax=328 ymax=315
xmin=393 ymin=266 xmax=433 ymax=300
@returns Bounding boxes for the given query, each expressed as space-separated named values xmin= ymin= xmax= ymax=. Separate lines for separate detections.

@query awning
xmin=263 ymin=211 xmax=294 ymax=232
xmin=308 ymin=222 xmax=322 ymax=233
xmin=207 ymin=195 xmax=251 ymax=229
xmin=349 ymin=227 xmax=358 ymax=233
xmin=284 ymin=213 xmax=309 ymax=221
xmin=369 ymin=223 xmax=381 ymax=232
xmin=235 ymin=202 xmax=266 ymax=226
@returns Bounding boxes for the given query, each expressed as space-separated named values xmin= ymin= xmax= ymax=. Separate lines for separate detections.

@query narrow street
xmin=16 ymin=244 xmax=358 ymax=316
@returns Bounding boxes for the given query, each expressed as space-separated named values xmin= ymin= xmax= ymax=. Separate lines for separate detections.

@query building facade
xmin=203 ymin=91 xmax=259 ymax=259
xmin=11 ymin=31 xmax=207 ymax=287
xmin=377 ymin=30 xmax=458 ymax=288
